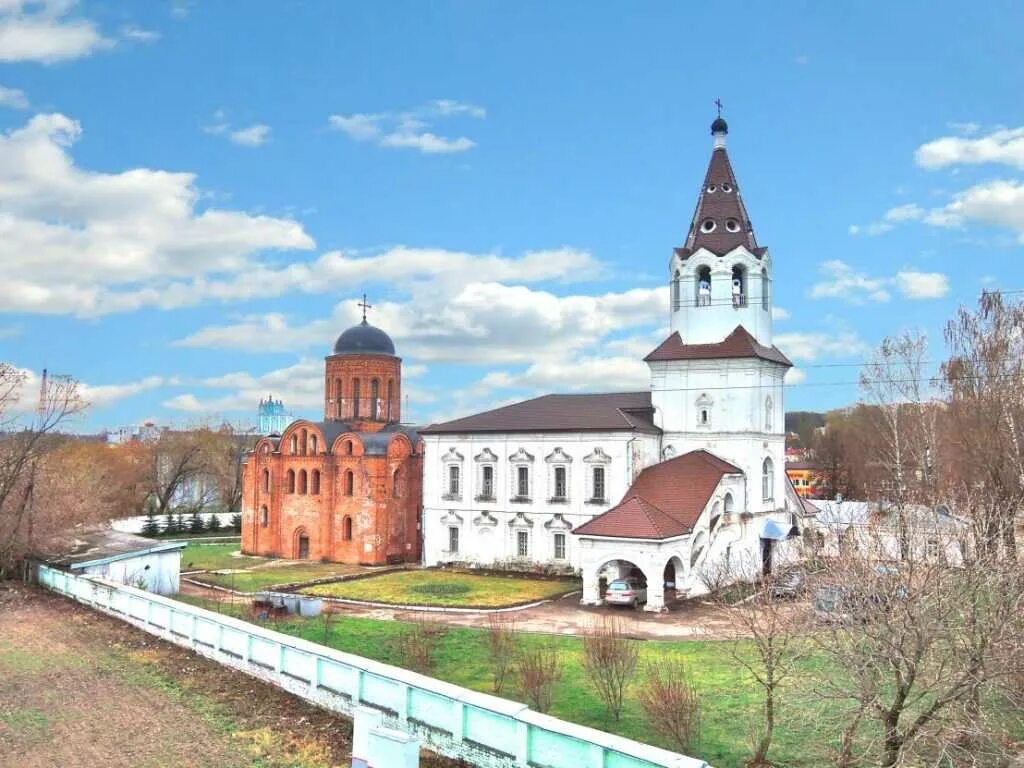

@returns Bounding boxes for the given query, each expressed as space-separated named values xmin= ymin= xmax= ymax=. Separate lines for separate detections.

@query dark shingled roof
xmin=420 ymin=392 xmax=659 ymax=435
xmin=281 ymin=420 xmax=420 ymax=455
xmin=679 ymin=136 xmax=761 ymax=258
xmin=644 ymin=325 xmax=792 ymax=367
xmin=574 ymin=450 xmax=742 ymax=539
xmin=333 ymin=320 xmax=396 ymax=356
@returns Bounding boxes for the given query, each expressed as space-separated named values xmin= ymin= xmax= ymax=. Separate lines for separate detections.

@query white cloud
xmin=894 ymin=271 xmax=949 ymax=299
xmin=0 ymin=112 xmax=314 ymax=316
xmin=848 ymin=203 xmax=924 ymax=237
xmin=810 ymin=260 xmax=949 ymax=303
xmin=785 ymin=368 xmax=807 ymax=385
xmin=328 ymin=100 xmax=483 ymax=155
xmin=810 ymin=260 xmax=891 ymax=303
xmin=229 ymin=124 xmax=270 ymax=147
xmin=80 ymin=375 xmax=166 ymax=408
xmin=774 ymin=331 xmax=871 ymax=362
xmin=120 ymin=25 xmax=159 ymax=43
xmin=176 ymin=282 xmax=666 ymax=366
xmin=921 ymin=179 xmax=1024 ymax=242
xmin=772 ymin=306 xmax=790 ymax=321
xmin=916 ymin=127 xmax=1024 ymax=170
xmin=0 ymin=1 xmax=112 ymax=63
xmin=0 ymin=83 xmax=28 ymax=109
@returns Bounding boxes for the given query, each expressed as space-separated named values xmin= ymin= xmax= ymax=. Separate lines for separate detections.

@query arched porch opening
xmin=580 ymin=556 xmax=666 ymax=613
xmin=663 ymin=555 xmax=686 ymax=598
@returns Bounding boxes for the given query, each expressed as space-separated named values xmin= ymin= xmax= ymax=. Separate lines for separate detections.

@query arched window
xmin=286 ymin=469 xmax=296 ymax=494
xmin=761 ymin=267 xmax=770 ymax=311
xmin=260 ymin=505 xmax=268 ymax=527
xmin=334 ymin=378 xmax=342 ymax=410
xmin=765 ymin=396 xmax=773 ymax=431
xmin=724 ymin=492 xmax=734 ymax=514
xmin=352 ymin=378 xmax=361 ymax=418
xmin=672 ymin=270 xmax=681 ymax=311
xmin=345 ymin=440 xmax=354 ymax=456
xmin=695 ymin=266 xmax=712 ymax=306
xmin=345 ymin=470 xmax=354 ymax=496
xmin=387 ymin=379 xmax=394 ymax=421
xmin=553 ymin=466 xmax=567 ymax=501
xmin=262 ymin=468 xmax=270 ymax=493
xmin=370 ymin=378 xmax=380 ymax=419
xmin=710 ymin=500 xmax=722 ymax=532
xmin=289 ymin=434 xmax=298 ymax=454
xmin=762 ymin=458 xmax=774 ymax=502
xmin=310 ymin=434 xmax=318 ymax=454
xmin=732 ymin=265 xmax=746 ymax=307
xmin=343 ymin=516 xmax=353 ymax=541
xmin=392 ymin=469 xmax=401 ymax=497
xmin=311 ymin=469 xmax=321 ymax=495
xmin=298 ymin=469 xmax=307 ymax=494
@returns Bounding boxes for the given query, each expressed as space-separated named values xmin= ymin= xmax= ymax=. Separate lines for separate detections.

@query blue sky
xmin=2 ymin=0 xmax=1023 ymax=431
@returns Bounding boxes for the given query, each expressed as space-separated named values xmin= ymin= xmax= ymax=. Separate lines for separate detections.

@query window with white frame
xmin=553 ymin=533 xmax=566 ymax=560
xmin=448 ymin=464 xmax=461 ymax=497
xmin=696 ymin=393 xmax=713 ymax=428
xmin=552 ymin=466 xmax=567 ymax=501
xmin=592 ymin=466 xmax=606 ymax=502
xmin=480 ymin=465 xmax=495 ymax=499
xmin=762 ymin=457 xmax=774 ymax=502
xmin=448 ymin=526 xmax=460 ymax=554
xmin=516 ymin=466 xmax=530 ymax=499
xmin=516 ymin=530 xmax=529 ymax=558
xmin=442 ymin=448 xmax=464 ymax=500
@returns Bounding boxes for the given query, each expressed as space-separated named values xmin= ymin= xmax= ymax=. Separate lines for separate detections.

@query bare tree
xmin=485 ymin=613 xmax=519 ymax=694
xmin=709 ymin=556 xmax=807 ymax=768
xmin=143 ymin=427 xmax=220 ymax=518
xmin=0 ymin=365 xmax=87 ymax=576
xmin=394 ymin=619 xmax=447 ymax=675
xmin=637 ymin=654 xmax=701 ymax=753
xmin=515 ymin=640 xmax=563 ymax=713
xmin=581 ymin=616 xmax=639 ymax=720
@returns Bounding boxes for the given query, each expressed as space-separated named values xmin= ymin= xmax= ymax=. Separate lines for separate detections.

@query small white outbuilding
xmin=42 ymin=529 xmax=186 ymax=595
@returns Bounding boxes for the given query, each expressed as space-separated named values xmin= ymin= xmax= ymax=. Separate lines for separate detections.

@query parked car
xmin=770 ymin=568 xmax=806 ymax=599
xmin=813 ymin=565 xmax=907 ymax=623
xmin=604 ymin=578 xmax=647 ymax=608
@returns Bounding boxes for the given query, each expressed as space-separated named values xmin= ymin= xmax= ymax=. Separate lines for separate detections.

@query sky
xmin=2 ymin=0 xmax=1023 ymax=432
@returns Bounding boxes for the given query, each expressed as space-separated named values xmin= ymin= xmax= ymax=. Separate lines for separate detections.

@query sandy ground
xmin=0 ymin=584 xmax=463 ymax=768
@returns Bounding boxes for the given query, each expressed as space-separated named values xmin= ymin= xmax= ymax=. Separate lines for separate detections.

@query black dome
xmin=711 ymin=117 xmax=729 ymax=135
xmin=333 ymin=320 xmax=396 ymax=355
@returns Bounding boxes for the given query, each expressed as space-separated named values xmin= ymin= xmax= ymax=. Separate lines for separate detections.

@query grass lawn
xmin=180 ymin=543 xmax=264 ymax=572
xmin=177 ymin=595 xmax=834 ymax=768
xmin=300 ymin=569 xmax=580 ymax=607
xmin=197 ymin=563 xmax=366 ymax=592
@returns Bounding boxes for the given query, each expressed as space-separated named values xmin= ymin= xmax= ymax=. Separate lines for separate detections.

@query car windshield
xmin=609 ymin=582 xmax=629 ymax=590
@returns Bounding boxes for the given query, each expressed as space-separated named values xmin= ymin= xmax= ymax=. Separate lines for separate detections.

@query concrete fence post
xmin=352 ymin=705 xmax=385 ymax=768
xmin=516 ymin=720 xmax=530 ymax=767
xmin=366 ymin=725 xmax=420 ymax=768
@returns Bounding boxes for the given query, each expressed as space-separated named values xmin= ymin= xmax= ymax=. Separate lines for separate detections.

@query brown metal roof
xmin=420 ymin=392 xmax=659 ymax=435
xmin=574 ymin=450 xmax=742 ymax=539
xmin=644 ymin=325 xmax=792 ymax=367
xmin=682 ymin=145 xmax=759 ymax=256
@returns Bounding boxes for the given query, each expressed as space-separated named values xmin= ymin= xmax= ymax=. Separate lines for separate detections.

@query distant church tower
xmin=646 ymin=114 xmax=791 ymax=513
xmin=258 ymin=395 xmax=287 ymax=435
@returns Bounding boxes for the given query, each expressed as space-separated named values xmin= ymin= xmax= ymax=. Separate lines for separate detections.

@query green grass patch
xmin=300 ymin=569 xmax=579 ymax=607
xmin=193 ymin=563 xmax=364 ymax=592
xmin=181 ymin=543 xmax=265 ymax=572
xmin=0 ymin=707 xmax=50 ymax=741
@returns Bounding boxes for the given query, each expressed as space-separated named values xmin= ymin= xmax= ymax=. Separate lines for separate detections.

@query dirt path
xmin=0 ymin=584 xmax=463 ymax=768
xmin=180 ymin=579 xmax=745 ymax=640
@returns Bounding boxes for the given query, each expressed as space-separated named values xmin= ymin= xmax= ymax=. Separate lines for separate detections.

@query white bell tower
xmin=647 ymin=114 xmax=790 ymax=514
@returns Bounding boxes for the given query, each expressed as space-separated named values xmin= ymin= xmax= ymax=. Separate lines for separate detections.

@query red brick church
xmin=241 ymin=306 xmax=422 ymax=564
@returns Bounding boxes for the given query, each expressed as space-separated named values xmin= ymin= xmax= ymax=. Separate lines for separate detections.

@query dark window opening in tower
xmin=700 ymin=218 xmax=716 ymax=233
xmin=345 ymin=470 xmax=354 ymax=496
xmin=311 ymin=469 xmax=320 ymax=495
xmin=334 ymin=377 xmax=342 ymax=415
xmin=310 ymin=434 xmax=318 ymax=454
xmin=300 ymin=429 xmax=307 ymax=456
xmin=393 ymin=469 xmax=401 ymax=497
xmin=286 ymin=469 xmax=295 ymax=494
xmin=761 ymin=268 xmax=770 ymax=311
xmin=343 ymin=516 xmax=353 ymax=541
xmin=725 ymin=218 xmax=741 ymax=233
xmin=672 ymin=270 xmax=681 ymax=311
xmin=371 ymin=378 xmax=380 ymax=419
xmin=262 ymin=468 xmax=270 ymax=493
xmin=696 ymin=266 xmax=712 ymax=307
xmin=732 ymin=265 xmax=747 ymax=307
xmin=387 ymin=379 xmax=394 ymax=421
xmin=352 ymin=378 xmax=361 ymax=419
xmin=298 ymin=469 xmax=307 ymax=494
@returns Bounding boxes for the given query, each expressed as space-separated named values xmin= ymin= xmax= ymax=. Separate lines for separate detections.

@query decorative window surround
xmin=439 ymin=510 xmax=463 ymax=526
xmin=696 ymin=392 xmax=714 ymax=429
xmin=473 ymin=511 xmax=499 ymax=528
xmin=544 ymin=513 xmax=573 ymax=531
xmin=582 ymin=447 xmax=611 ymax=464
xmin=508 ymin=512 xmax=534 ymax=529
xmin=441 ymin=447 xmax=464 ymax=501
xmin=510 ymin=449 xmax=533 ymax=502
xmin=475 ymin=450 xmax=497 ymax=502
xmin=545 ymin=447 xmax=572 ymax=504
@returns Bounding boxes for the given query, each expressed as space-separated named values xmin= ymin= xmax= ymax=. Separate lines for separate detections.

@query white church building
xmin=420 ymin=115 xmax=805 ymax=610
